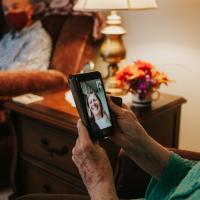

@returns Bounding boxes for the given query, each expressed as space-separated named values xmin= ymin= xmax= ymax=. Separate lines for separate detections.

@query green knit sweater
xmin=145 ymin=153 xmax=200 ymax=200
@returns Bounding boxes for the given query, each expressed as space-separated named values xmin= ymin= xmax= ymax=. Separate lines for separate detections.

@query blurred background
xmin=96 ymin=0 xmax=200 ymax=151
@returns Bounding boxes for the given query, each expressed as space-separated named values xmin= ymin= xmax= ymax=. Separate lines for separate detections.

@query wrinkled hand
xmin=107 ymin=97 xmax=171 ymax=180
xmin=72 ymin=119 xmax=118 ymax=200
xmin=107 ymin=97 xmax=148 ymax=151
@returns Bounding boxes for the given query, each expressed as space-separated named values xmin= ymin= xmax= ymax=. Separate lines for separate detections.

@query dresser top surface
xmin=6 ymin=89 xmax=186 ymax=128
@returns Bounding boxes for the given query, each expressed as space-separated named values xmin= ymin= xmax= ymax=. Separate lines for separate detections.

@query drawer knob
xmin=40 ymin=137 xmax=69 ymax=157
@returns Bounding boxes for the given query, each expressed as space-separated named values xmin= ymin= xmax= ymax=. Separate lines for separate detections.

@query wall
xmin=96 ymin=0 xmax=200 ymax=151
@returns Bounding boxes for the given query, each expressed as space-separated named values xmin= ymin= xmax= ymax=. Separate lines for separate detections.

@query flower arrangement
xmin=116 ymin=60 xmax=171 ymax=100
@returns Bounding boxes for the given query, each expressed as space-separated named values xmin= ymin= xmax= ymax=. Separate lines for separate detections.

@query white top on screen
xmin=95 ymin=114 xmax=112 ymax=129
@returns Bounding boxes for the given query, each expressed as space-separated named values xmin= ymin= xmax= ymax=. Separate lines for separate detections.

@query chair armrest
xmin=114 ymin=148 xmax=200 ymax=199
xmin=114 ymin=149 xmax=151 ymax=199
xmin=0 ymin=70 xmax=67 ymax=97
xmin=168 ymin=148 xmax=200 ymax=161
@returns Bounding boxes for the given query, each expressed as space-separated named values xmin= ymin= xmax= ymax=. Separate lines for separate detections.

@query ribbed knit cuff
xmin=145 ymin=153 xmax=196 ymax=200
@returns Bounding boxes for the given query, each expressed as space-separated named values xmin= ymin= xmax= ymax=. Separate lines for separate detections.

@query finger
xmin=77 ymin=119 xmax=93 ymax=147
xmin=107 ymin=95 xmax=125 ymax=115
xmin=122 ymin=103 xmax=128 ymax=109
xmin=72 ymin=155 xmax=78 ymax=166
xmin=72 ymin=147 xmax=76 ymax=156
xmin=109 ymin=132 xmax=127 ymax=149
xmin=72 ymin=138 xmax=80 ymax=155
xmin=122 ymin=103 xmax=133 ymax=113
xmin=72 ymin=155 xmax=75 ymax=163
xmin=119 ymin=148 xmax=126 ymax=155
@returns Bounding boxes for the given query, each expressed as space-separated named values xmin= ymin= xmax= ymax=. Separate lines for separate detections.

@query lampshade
xmin=74 ymin=0 xmax=158 ymax=11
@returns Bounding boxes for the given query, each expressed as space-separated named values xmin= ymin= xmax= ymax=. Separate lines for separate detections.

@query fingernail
xmin=77 ymin=119 xmax=80 ymax=128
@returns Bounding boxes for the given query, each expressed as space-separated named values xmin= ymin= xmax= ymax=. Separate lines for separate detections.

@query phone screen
xmin=80 ymin=79 xmax=112 ymax=133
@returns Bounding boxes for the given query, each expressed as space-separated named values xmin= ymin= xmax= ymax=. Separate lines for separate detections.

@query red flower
xmin=135 ymin=60 xmax=153 ymax=72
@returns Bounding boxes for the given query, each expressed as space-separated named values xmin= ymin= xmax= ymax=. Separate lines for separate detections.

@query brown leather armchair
xmin=0 ymin=13 xmax=98 ymax=187
xmin=114 ymin=148 xmax=200 ymax=199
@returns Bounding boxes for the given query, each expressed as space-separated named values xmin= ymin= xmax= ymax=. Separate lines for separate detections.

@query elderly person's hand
xmin=107 ymin=96 xmax=147 ymax=149
xmin=72 ymin=119 xmax=118 ymax=200
xmin=107 ymin=97 xmax=171 ymax=180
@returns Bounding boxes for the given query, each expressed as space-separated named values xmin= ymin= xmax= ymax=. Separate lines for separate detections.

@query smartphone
xmin=68 ymin=71 xmax=116 ymax=141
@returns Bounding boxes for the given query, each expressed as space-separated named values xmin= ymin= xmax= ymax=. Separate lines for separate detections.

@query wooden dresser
xmin=5 ymin=89 xmax=186 ymax=198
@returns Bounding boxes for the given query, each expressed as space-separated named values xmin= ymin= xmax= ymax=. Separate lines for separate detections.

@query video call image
xmin=80 ymin=79 xmax=112 ymax=133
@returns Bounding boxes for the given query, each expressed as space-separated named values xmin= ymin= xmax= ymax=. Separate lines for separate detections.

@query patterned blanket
xmin=32 ymin=0 xmax=105 ymax=40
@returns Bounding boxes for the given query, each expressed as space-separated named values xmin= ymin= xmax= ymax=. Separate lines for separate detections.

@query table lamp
xmin=74 ymin=0 xmax=158 ymax=93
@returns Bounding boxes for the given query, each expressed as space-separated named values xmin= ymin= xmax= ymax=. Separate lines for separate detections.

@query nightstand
xmin=5 ymin=89 xmax=186 ymax=198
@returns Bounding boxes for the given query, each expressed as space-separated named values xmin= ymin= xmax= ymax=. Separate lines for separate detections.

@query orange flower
xmin=152 ymin=70 xmax=170 ymax=86
xmin=115 ymin=60 xmax=171 ymax=93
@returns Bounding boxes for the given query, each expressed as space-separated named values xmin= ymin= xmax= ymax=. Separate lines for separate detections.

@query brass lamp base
xmin=100 ymin=34 xmax=126 ymax=94
xmin=99 ymin=11 xmax=127 ymax=95
xmin=104 ymin=63 xmax=126 ymax=95
xmin=105 ymin=76 xmax=124 ymax=95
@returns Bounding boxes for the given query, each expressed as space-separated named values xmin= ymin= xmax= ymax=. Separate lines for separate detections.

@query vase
xmin=132 ymin=91 xmax=160 ymax=108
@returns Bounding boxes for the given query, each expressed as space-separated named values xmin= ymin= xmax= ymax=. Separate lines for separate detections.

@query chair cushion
xmin=42 ymin=15 xmax=66 ymax=56
xmin=51 ymin=15 xmax=97 ymax=76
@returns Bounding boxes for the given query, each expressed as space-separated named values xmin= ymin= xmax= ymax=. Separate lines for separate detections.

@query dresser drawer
xmin=20 ymin=159 xmax=87 ymax=195
xmin=18 ymin=115 xmax=79 ymax=177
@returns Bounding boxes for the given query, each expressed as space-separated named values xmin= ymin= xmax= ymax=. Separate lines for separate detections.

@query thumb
xmin=77 ymin=119 xmax=93 ymax=146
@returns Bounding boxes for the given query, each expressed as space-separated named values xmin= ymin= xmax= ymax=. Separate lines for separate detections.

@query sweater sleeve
xmin=145 ymin=153 xmax=197 ymax=200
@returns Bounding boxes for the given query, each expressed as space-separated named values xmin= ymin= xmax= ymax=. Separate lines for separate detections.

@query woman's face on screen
xmin=88 ymin=93 xmax=101 ymax=117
